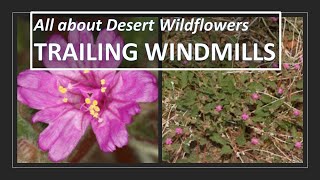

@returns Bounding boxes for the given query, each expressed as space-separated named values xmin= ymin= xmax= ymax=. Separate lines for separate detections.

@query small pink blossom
xmin=182 ymin=60 xmax=189 ymax=65
xmin=294 ymin=141 xmax=302 ymax=149
xmin=272 ymin=63 xmax=279 ymax=68
xmin=299 ymin=56 xmax=303 ymax=62
xmin=251 ymin=93 xmax=260 ymax=100
xmin=175 ymin=127 xmax=183 ymax=135
xmin=294 ymin=63 xmax=301 ymax=70
xmin=251 ymin=137 xmax=259 ymax=145
xmin=241 ymin=113 xmax=249 ymax=121
xmin=270 ymin=17 xmax=279 ymax=22
xmin=165 ymin=138 xmax=172 ymax=145
xmin=215 ymin=105 xmax=223 ymax=112
xmin=283 ymin=63 xmax=290 ymax=69
xmin=278 ymin=88 xmax=284 ymax=94
xmin=293 ymin=109 xmax=301 ymax=116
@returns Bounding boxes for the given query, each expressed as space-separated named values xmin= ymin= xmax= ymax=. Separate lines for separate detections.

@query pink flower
xmin=251 ymin=137 xmax=259 ymax=145
xmin=299 ymin=56 xmax=303 ymax=62
xmin=272 ymin=63 xmax=279 ymax=68
xmin=17 ymin=30 xmax=159 ymax=162
xmin=165 ymin=138 xmax=173 ymax=145
xmin=270 ymin=17 xmax=279 ymax=22
xmin=251 ymin=93 xmax=260 ymax=100
xmin=241 ymin=113 xmax=249 ymax=121
xmin=283 ymin=63 xmax=290 ymax=69
xmin=278 ymin=88 xmax=284 ymax=94
xmin=182 ymin=60 xmax=189 ymax=65
xmin=41 ymin=27 xmax=124 ymax=68
xmin=294 ymin=63 xmax=301 ymax=70
xmin=215 ymin=105 xmax=223 ymax=112
xmin=293 ymin=109 xmax=301 ymax=116
xmin=175 ymin=127 xmax=183 ymax=135
xmin=294 ymin=141 xmax=302 ymax=149
xmin=18 ymin=70 xmax=158 ymax=162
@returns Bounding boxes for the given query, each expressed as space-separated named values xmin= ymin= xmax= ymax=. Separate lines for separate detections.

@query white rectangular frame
xmin=30 ymin=11 xmax=282 ymax=71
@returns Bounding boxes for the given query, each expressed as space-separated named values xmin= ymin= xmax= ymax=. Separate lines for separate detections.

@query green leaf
xmin=210 ymin=32 xmax=218 ymax=42
xmin=210 ymin=133 xmax=228 ymax=145
xmin=227 ymin=35 xmax=237 ymax=45
xmin=221 ymin=145 xmax=233 ymax=155
xmin=291 ymin=126 xmax=297 ymax=138
xmin=204 ymin=103 xmax=214 ymax=112
xmin=236 ymin=132 xmax=246 ymax=146
xmin=267 ymin=81 xmax=277 ymax=89
xmin=261 ymin=95 xmax=273 ymax=103
xmin=268 ymin=99 xmax=284 ymax=112
xmin=188 ymin=72 xmax=194 ymax=83
xmin=17 ymin=114 xmax=37 ymax=139
xmin=178 ymin=90 xmax=197 ymax=107
xmin=162 ymin=150 xmax=169 ymax=161
xmin=180 ymin=71 xmax=188 ymax=89
xmin=254 ymin=109 xmax=270 ymax=117
xmin=252 ymin=116 xmax=265 ymax=123
xmin=199 ymin=138 xmax=208 ymax=146
xmin=248 ymin=82 xmax=264 ymax=91
xmin=190 ymin=105 xmax=200 ymax=116
xmin=291 ymin=95 xmax=303 ymax=103
xmin=187 ymin=153 xmax=200 ymax=163
xmin=183 ymin=144 xmax=191 ymax=154
xmin=297 ymin=80 xmax=303 ymax=89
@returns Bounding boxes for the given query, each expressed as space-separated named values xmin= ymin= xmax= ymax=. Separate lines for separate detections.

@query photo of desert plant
xmin=162 ymin=17 xmax=303 ymax=163
xmin=17 ymin=16 xmax=159 ymax=163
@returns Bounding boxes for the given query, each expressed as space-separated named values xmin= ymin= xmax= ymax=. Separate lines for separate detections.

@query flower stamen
xmin=85 ymin=99 xmax=101 ymax=121
xmin=85 ymin=98 xmax=91 ymax=104
xmin=58 ymin=85 xmax=67 ymax=94
xmin=101 ymin=87 xmax=107 ymax=93
xmin=100 ymin=79 xmax=106 ymax=85
xmin=62 ymin=97 xmax=68 ymax=103
xmin=83 ymin=70 xmax=90 ymax=73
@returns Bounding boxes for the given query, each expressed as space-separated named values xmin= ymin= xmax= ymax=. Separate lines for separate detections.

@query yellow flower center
xmin=62 ymin=97 xmax=68 ymax=103
xmin=58 ymin=85 xmax=67 ymax=94
xmin=100 ymin=79 xmax=106 ymax=85
xmin=85 ymin=98 xmax=103 ymax=122
xmin=85 ymin=98 xmax=91 ymax=104
xmin=101 ymin=87 xmax=107 ymax=93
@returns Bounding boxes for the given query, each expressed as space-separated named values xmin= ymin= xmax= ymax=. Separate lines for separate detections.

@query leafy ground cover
xmin=162 ymin=17 xmax=303 ymax=163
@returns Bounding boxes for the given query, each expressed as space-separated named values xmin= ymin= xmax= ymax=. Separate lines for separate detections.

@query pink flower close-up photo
xmin=17 ymin=28 xmax=158 ymax=162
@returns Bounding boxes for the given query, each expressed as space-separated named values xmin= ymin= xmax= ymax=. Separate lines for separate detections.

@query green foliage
xmin=17 ymin=114 xmax=37 ymax=139
xmin=162 ymin=69 xmax=303 ymax=163
xmin=221 ymin=145 xmax=233 ymax=155
xmin=210 ymin=133 xmax=228 ymax=146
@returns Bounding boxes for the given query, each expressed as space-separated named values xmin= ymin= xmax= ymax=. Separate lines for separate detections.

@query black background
xmin=2 ymin=0 xmax=319 ymax=179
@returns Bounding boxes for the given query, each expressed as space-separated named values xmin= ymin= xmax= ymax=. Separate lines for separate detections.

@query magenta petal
xmin=67 ymin=29 xmax=95 ymax=68
xmin=94 ymin=29 xmax=124 ymax=68
xmin=42 ymin=34 xmax=72 ymax=68
xmin=92 ymin=70 xmax=116 ymax=87
xmin=107 ymin=100 xmax=141 ymax=124
xmin=18 ymin=87 xmax=62 ymax=110
xmin=18 ymin=70 xmax=60 ymax=96
xmin=91 ymin=111 xmax=128 ymax=152
xmin=32 ymin=104 xmax=74 ymax=123
xmin=109 ymin=71 xmax=158 ymax=102
xmin=51 ymin=70 xmax=87 ymax=82
xmin=38 ymin=109 xmax=89 ymax=162
xmin=68 ymin=29 xmax=94 ymax=45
